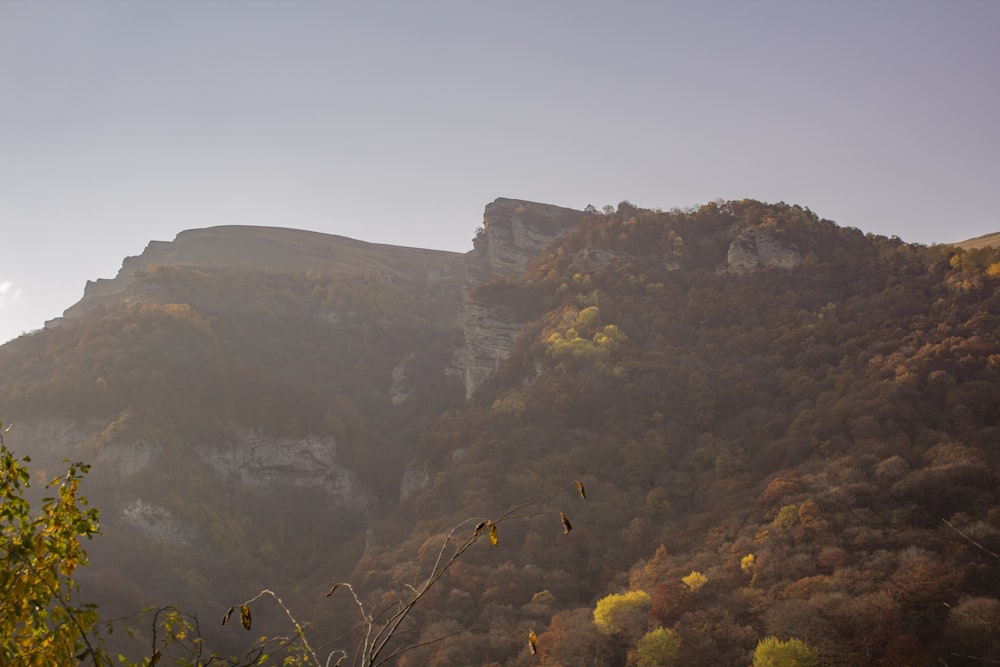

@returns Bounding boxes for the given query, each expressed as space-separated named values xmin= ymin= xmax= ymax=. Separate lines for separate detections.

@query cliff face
xmin=7 ymin=419 xmax=374 ymax=546
xmin=197 ymin=430 xmax=374 ymax=515
xmin=459 ymin=198 xmax=585 ymax=397
xmin=472 ymin=198 xmax=584 ymax=274
xmin=722 ymin=226 xmax=803 ymax=274
xmin=45 ymin=202 xmax=584 ymax=401
xmin=456 ymin=301 xmax=528 ymax=399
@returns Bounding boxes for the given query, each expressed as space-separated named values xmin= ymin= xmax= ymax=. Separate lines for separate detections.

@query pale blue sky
xmin=1 ymin=0 xmax=998 ymax=344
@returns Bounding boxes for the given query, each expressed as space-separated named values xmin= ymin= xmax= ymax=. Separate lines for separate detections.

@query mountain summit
xmin=2 ymin=198 xmax=999 ymax=665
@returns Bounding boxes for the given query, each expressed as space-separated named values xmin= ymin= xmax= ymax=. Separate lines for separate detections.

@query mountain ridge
xmin=2 ymin=197 xmax=999 ymax=665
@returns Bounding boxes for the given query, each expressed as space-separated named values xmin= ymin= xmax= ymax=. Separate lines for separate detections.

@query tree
xmin=538 ymin=607 xmax=619 ymax=666
xmin=0 ymin=421 xmax=228 ymax=667
xmin=752 ymin=636 xmax=819 ymax=667
xmin=0 ymin=421 xmax=102 ymax=665
xmin=593 ymin=590 xmax=652 ymax=644
xmin=681 ymin=571 xmax=707 ymax=592
xmin=636 ymin=627 xmax=681 ymax=666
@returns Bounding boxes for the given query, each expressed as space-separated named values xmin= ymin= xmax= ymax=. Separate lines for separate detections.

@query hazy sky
xmin=2 ymin=1 xmax=998 ymax=344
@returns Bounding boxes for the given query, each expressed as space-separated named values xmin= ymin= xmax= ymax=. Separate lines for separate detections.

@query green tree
xmin=0 ymin=422 xmax=102 ymax=665
xmin=636 ymin=626 xmax=681 ymax=666
xmin=752 ymin=636 xmax=819 ymax=667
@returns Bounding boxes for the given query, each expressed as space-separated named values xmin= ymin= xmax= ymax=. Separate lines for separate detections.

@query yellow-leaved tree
xmin=593 ymin=590 xmax=652 ymax=645
xmin=0 ymin=421 xmax=103 ymax=665
xmin=752 ymin=636 xmax=820 ymax=667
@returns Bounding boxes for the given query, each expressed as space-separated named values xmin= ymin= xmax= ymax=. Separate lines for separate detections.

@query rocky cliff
xmin=6 ymin=418 xmax=374 ymax=547
xmin=471 ymin=198 xmax=584 ymax=275
xmin=45 ymin=202 xmax=586 ymax=401
xmin=459 ymin=198 xmax=585 ymax=396
xmin=721 ymin=226 xmax=803 ymax=274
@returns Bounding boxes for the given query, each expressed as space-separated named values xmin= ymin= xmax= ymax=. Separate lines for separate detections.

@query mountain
xmin=0 ymin=197 xmax=587 ymax=657
xmin=952 ymin=230 xmax=1000 ymax=251
xmin=2 ymin=198 xmax=999 ymax=665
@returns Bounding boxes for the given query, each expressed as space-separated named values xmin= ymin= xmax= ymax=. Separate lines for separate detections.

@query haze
xmin=1 ymin=0 xmax=998 ymax=344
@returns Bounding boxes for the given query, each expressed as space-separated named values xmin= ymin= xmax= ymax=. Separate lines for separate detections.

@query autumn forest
xmin=2 ymin=199 xmax=999 ymax=666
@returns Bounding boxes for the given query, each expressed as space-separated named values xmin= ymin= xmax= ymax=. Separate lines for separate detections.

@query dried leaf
xmin=560 ymin=512 xmax=572 ymax=534
xmin=240 ymin=604 xmax=252 ymax=631
xmin=325 ymin=583 xmax=339 ymax=597
xmin=222 ymin=606 xmax=235 ymax=626
xmin=151 ymin=649 xmax=161 ymax=665
xmin=488 ymin=523 xmax=499 ymax=547
xmin=528 ymin=629 xmax=538 ymax=654
xmin=575 ymin=480 xmax=586 ymax=499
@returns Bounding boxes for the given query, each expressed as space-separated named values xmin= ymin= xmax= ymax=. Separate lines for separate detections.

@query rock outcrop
xmin=9 ymin=418 xmax=375 ymax=544
xmin=722 ymin=227 xmax=803 ymax=274
xmin=459 ymin=198 xmax=584 ymax=397
xmin=120 ymin=498 xmax=192 ymax=544
xmin=457 ymin=301 xmax=528 ymax=399
xmin=472 ymin=198 xmax=584 ymax=275
xmin=197 ymin=430 xmax=374 ymax=516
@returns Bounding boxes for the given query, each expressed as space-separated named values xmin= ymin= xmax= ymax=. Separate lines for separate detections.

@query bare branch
xmin=942 ymin=518 xmax=1000 ymax=558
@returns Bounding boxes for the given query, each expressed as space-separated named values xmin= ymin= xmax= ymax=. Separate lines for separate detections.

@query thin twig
xmin=942 ymin=518 xmax=1000 ymax=558
xmin=236 ymin=589 xmax=321 ymax=666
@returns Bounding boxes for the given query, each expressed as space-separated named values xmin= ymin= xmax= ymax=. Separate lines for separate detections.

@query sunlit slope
xmin=372 ymin=200 xmax=1000 ymax=666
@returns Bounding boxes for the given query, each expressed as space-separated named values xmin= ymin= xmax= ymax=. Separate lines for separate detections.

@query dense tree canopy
xmin=3 ymin=199 xmax=1000 ymax=664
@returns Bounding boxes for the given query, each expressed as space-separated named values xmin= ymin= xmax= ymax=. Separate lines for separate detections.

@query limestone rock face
xmin=96 ymin=439 xmax=162 ymax=477
xmin=473 ymin=198 xmax=583 ymax=275
xmin=459 ymin=199 xmax=584 ymax=397
xmin=198 ymin=430 xmax=373 ymax=515
xmin=9 ymin=419 xmax=374 ymax=545
xmin=723 ymin=227 xmax=803 ymax=274
xmin=120 ymin=498 xmax=192 ymax=544
xmin=390 ymin=361 xmax=412 ymax=406
xmin=457 ymin=301 xmax=526 ymax=399
xmin=399 ymin=466 xmax=430 ymax=501
xmin=3 ymin=418 xmax=105 ymax=456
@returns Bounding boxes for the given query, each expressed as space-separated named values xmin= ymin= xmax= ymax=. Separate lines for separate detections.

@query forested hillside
xmin=366 ymin=200 xmax=1000 ymax=666
xmin=0 ymin=257 xmax=469 ymax=658
xmin=2 ymin=200 xmax=999 ymax=666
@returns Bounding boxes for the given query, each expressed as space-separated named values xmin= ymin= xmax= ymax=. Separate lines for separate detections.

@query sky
xmin=1 ymin=1 xmax=998 ymax=344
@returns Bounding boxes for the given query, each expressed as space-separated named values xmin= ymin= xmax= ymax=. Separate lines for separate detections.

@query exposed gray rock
xmin=457 ymin=199 xmax=585 ymax=397
xmin=197 ymin=430 xmax=373 ymax=515
xmin=399 ymin=466 xmax=430 ymax=501
xmin=473 ymin=198 xmax=583 ymax=275
xmin=96 ymin=439 xmax=162 ymax=477
xmin=390 ymin=361 xmax=411 ymax=406
xmin=723 ymin=227 xmax=802 ymax=274
xmin=457 ymin=302 xmax=526 ymax=399
xmin=119 ymin=498 xmax=193 ymax=545
xmin=3 ymin=418 xmax=105 ymax=456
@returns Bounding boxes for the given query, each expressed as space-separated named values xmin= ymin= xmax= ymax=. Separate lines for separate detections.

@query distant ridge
xmin=52 ymin=225 xmax=466 ymax=326
xmin=952 ymin=230 xmax=1000 ymax=250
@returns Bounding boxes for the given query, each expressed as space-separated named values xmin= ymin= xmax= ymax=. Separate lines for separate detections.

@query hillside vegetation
xmin=371 ymin=200 xmax=1000 ymax=666
xmin=1 ymin=200 xmax=999 ymax=665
